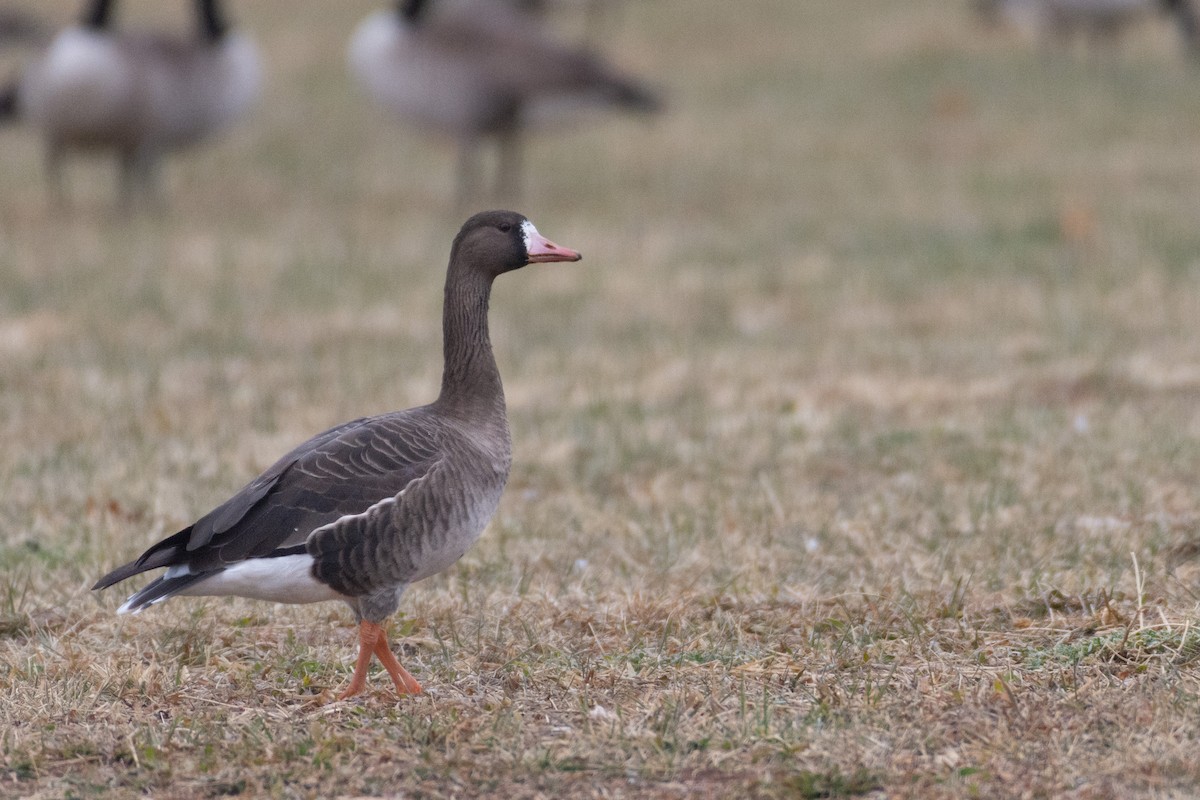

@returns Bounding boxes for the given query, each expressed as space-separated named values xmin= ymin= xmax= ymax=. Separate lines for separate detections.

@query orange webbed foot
xmin=373 ymin=634 xmax=423 ymax=695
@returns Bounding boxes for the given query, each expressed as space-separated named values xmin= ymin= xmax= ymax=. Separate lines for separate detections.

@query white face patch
xmin=520 ymin=219 xmax=539 ymax=252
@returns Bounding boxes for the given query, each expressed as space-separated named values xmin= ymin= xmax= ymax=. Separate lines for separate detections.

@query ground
xmin=1 ymin=1 xmax=1200 ymax=798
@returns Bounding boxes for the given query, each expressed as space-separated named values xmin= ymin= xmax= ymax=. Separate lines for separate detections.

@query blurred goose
xmin=11 ymin=0 xmax=261 ymax=204
xmin=94 ymin=210 xmax=582 ymax=701
xmin=512 ymin=0 xmax=617 ymax=44
xmin=977 ymin=0 xmax=1199 ymax=51
xmin=348 ymin=0 xmax=660 ymax=204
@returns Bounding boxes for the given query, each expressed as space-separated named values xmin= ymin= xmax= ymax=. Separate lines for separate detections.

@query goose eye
xmin=498 ymin=222 xmax=512 ymax=233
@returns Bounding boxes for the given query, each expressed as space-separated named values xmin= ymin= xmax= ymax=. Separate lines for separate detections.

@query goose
xmin=511 ymin=0 xmax=618 ymax=44
xmin=94 ymin=210 xmax=582 ymax=700
xmin=11 ymin=0 xmax=261 ymax=204
xmin=347 ymin=0 xmax=660 ymax=205
xmin=976 ymin=0 xmax=1200 ymax=52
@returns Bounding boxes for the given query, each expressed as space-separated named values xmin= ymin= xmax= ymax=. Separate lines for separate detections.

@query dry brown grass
xmin=3 ymin=0 xmax=1200 ymax=797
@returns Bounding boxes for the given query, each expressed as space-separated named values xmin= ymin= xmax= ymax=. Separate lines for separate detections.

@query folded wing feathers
xmin=419 ymin=10 xmax=660 ymax=116
xmin=306 ymin=458 xmax=445 ymax=597
xmin=96 ymin=411 xmax=446 ymax=605
xmin=186 ymin=417 xmax=372 ymax=550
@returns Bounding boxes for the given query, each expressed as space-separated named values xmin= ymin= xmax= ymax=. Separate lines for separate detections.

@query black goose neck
xmin=82 ymin=0 xmax=115 ymax=30
xmin=398 ymin=0 xmax=431 ymax=24
xmin=197 ymin=0 xmax=229 ymax=42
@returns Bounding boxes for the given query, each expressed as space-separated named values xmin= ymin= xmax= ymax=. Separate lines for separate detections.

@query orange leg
xmin=337 ymin=620 xmax=381 ymax=700
xmin=373 ymin=634 xmax=423 ymax=695
xmin=337 ymin=620 xmax=422 ymax=700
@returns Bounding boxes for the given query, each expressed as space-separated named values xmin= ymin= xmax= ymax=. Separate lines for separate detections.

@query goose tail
xmin=609 ymin=78 xmax=663 ymax=114
xmin=115 ymin=571 xmax=219 ymax=615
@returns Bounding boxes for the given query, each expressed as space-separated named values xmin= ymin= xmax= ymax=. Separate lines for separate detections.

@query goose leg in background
xmin=118 ymin=145 xmax=161 ymax=212
xmin=456 ymin=135 xmax=483 ymax=212
xmin=495 ymin=127 xmax=523 ymax=206
xmin=117 ymin=148 xmax=140 ymax=210
xmin=43 ymin=140 xmax=67 ymax=208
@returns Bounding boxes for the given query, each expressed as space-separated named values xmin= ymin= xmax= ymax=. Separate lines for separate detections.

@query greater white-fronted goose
xmin=94 ymin=210 xmax=582 ymax=700
xmin=12 ymin=0 xmax=261 ymax=204
xmin=347 ymin=0 xmax=660 ymax=204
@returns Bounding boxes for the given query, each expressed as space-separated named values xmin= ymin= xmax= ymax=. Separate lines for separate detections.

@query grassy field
xmin=3 ymin=0 xmax=1200 ymax=797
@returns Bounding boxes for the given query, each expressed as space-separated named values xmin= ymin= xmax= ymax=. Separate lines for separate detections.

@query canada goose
xmin=976 ymin=0 xmax=1200 ymax=53
xmin=11 ymin=0 xmax=262 ymax=205
xmin=348 ymin=0 xmax=660 ymax=205
xmin=94 ymin=210 xmax=583 ymax=701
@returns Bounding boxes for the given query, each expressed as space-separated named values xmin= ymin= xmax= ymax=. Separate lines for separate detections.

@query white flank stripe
xmin=309 ymin=495 xmax=397 ymax=538
xmin=117 ymin=493 xmax=405 ymax=613
xmin=175 ymin=554 xmax=343 ymax=605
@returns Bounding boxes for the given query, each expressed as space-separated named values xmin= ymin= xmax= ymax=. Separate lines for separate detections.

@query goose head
xmin=451 ymin=210 xmax=581 ymax=278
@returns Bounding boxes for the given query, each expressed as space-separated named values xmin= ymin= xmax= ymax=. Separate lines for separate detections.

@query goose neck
xmin=398 ymin=0 xmax=430 ymax=25
xmin=197 ymin=0 xmax=229 ymax=42
xmin=83 ymin=0 xmax=115 ymax=30
xmin=435 ymin=264 xmax=503 ymax=416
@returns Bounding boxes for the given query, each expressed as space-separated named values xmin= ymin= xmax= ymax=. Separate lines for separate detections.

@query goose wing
xmin=426 ymin=8 xmax=646 ymax=100
xmin=93 ymin=410 xmax=442 ymax=589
